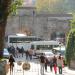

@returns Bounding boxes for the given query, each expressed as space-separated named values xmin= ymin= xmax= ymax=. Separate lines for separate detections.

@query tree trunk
xmin=0 ymin=0 xmax=11 ymax=58
xmin=0 ymin=21 xmax=6 ymax=58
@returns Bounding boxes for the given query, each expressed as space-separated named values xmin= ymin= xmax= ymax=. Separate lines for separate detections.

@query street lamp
xmin=59 ymin=43 xmax=62 ymax=51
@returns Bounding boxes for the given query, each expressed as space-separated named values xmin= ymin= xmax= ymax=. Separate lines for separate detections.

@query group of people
xmin=39 ymin=53 xmax=64 ymax=75
xmin=8 ymin=53 xmax=64 ymax=75
xmin=7 ymin=46 xmax=24 ymax=58
xmin=8 ymin=48 xmax=34 ymax=75
xmin=7 ymin=46 xmax=34 ymax=60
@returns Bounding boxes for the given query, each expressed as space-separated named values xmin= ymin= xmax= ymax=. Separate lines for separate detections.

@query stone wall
xmin=5 ymin=7 xmax=72 ymax=41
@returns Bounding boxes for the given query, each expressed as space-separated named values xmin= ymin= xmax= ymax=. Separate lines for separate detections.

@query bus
xmin=7 ymin=35 xmax=42 ymax=50
xmin=30 ymin=40 xmax=60 ymax=56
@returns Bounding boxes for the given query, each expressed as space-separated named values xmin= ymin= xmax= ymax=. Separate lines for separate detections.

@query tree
xmin=66 ymin=29 xmax=75 ymax=68
xmin=0 ymin=0 xmax=22 ymax=59
xmin=70 ymin=15 xmax=75 ymax=29
xmin=0 ymin=0 xmax=11 ymax=58
xmin=35 ymin=0 xmax=65 ymax=13
xmin=35 ymin=0 xmax=75 ymax=13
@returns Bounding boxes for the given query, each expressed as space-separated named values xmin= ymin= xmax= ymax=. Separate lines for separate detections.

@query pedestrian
xmin=49 ymin=58 xmax=53 ymax=72
xmin=57 ymin=54 xmax=63 ymax=74
xmin=52 ymin=55 xmax=57 ymax=74
xmin=15 ymin=48 xmax=19 ymax=58
xmin=25 ymin=50 xmax=29 ymax=60
xmin=21 ymin=46 xmax=24 ymax=57
xmin=28 ymin=48 xmax=33 ymax=60
xmin=39 ymin=53 xmax=45 ymax=75
xmin=9 ymin=55 xmax=15 ymax=74
xmin=16 ymin=47 xmax=20 ymax=57
xmin=45 ymin=57 xmax=48 ymax=72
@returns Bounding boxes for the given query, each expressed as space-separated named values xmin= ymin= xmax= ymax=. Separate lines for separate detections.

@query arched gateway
xmin=6 ymin=7 xmax=72 ymax=43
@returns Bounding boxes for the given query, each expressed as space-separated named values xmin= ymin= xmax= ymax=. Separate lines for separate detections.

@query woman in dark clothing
xmin=25 ymin=50 xmax=29 ymax=60
xmin=9 ymin=55 xmax=15 ymax=74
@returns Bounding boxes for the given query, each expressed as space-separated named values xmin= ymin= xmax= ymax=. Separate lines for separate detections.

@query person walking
xmin=25 ymin=50 xmax=29 ymax=60
xmin=57 ymin=54 xmax=63 ymax=74
xmin=52 ymin=55 xmax=57 ymax=74
xmin=28 ymin=48 xmax=33 ymax=60
xmin=9 ymin=55 xmax=15 ymax=75
xmin=15 ymin=48 xmax=19 ymax=58
xmin=45 ymin=57 xmax=48 ymax=72
xmin=39 ymin=53 xmax=45 ymax=75
xmin=49 ymin=58 xmax=53 ymax=72
xmin=21 ymin=46 xmax=24 ymax=57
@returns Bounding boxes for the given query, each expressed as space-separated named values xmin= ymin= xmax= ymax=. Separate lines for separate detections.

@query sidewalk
xmin=6 ymin=62 xmax=75 ymax=75
xmin=64 ymin=67 xmax=75 ymax=75
xmin=6 ymin=55 xmax=75 ymax=75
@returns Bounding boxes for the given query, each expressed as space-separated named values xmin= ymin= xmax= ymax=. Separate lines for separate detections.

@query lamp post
xmin=59 ymin=43 xmax=61 ymax=51
xmin=32 ymin=10 xmax=35 ymax=35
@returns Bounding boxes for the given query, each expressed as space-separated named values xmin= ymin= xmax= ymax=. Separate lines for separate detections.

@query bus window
xmin=30 ymin=41 xmax=59 ymax=51
xmin=30 ymin=41 xmax=60 ymax=55
xmin=7 ymin=35 xmax=42 ymax=50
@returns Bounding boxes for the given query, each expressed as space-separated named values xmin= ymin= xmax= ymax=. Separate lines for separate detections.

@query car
xmin=43 ymin=51 xmax=54 ymax=61
xmin=3 ymin=48 xmax=10 ymax=58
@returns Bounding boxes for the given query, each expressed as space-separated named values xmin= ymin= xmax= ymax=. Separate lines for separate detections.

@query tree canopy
xmin=35 ymin=0 xmax=75 ymax=13
xmin=0 ymin=0 xmax=22 ymax=22
xmin=66 ymin=29 xmax=75 ymax=66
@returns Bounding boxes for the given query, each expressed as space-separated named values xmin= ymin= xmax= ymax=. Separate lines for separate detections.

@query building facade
xmin=5 ymin=7 xmax=72 ymax=43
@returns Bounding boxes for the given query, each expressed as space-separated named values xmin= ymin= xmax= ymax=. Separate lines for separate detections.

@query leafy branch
xmin=9 ymin=0 xmax=23 ymax=15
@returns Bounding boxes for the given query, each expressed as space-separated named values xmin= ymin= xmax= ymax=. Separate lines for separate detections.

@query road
xmin=6 ymin=54 xmax=75 ymax=75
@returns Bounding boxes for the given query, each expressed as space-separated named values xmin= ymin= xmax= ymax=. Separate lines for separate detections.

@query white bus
xmin=30 ymin=40 xmax=60 ymax=55
xmin=7 ymin=35 xmax=42 ymax=50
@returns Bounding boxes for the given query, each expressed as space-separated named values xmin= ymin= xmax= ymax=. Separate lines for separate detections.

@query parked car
xmin=35 ymin=50 xmax=54 ymax=58
xmin=3 ymin=48 xmax=10 ymax=58
xmin=43 ymin=51 xmax=54 ymax=61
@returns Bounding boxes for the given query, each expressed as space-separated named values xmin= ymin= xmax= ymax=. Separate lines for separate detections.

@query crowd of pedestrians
xmin=7 ymin=45 xmax=34 ymax=60
xmin=8 ymin=46 xmax=34 ymax=75
xmin=39 ymin=53 xmax=64 ymax=75
xmin=7 ymin=45 xmax=64 ymax=75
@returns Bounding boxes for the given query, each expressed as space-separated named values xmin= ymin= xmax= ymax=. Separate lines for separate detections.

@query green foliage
xmin=35 ymin=0 xmax=75 ymax=13
xmin=0 ymin=0 xmax=23 ymax=21
xmin=9 ymin=0 xmax=23 ymax=15
xmin=70 ymin=14 xmax=75 ymax=29
xmin=70 ymin=20 xmax=75 ymax=29
xmin=35 ymin=0 xmax=63 ymax=13
xmin=66 ymin=29 xmax=75 ymax=65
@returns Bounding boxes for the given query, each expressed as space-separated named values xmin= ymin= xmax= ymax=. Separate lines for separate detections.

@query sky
xmin=23 ymin=0 xmax=36 ymax=6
